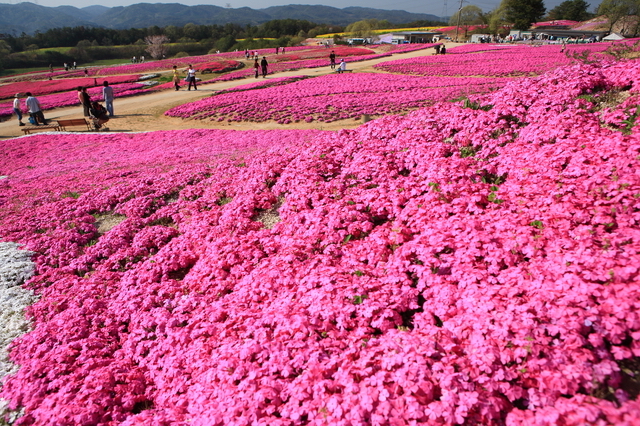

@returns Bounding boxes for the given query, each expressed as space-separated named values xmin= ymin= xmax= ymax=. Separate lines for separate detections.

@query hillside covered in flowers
xmin=0 ymin=55 xmax=639 ymax=425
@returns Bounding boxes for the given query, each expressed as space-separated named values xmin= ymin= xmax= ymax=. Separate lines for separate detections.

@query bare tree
xmin=145 ymin=35 xmax=170 ymax=60
xmin=449 ymin=5 xmax=485 ymax=40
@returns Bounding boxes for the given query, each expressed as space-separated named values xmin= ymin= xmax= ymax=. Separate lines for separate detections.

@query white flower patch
xmin=0 ymin=242 xmax=36 ymax=424
xmin=139 ymin=74 xmax=160 ymax=81
xmin=139 ymin=80 xmax=159 ymax=86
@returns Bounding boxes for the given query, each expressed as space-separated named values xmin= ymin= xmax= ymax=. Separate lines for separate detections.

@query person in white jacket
xmin=25 ymin=92 xmax=46 ymax=125
xmin=338 ymin=59 xmax=347 ymax=73
xmin=13 ymin=93 xmax=25 ymax=126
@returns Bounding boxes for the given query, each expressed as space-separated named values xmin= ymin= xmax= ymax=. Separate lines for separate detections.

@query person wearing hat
xmin=13 ymin=93 xmax=25 ymax=126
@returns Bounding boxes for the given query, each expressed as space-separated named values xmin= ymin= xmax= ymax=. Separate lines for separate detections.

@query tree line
xmin=450 ymin=0 xmax=639 ymax=38
xmin=0 ymin=17 xmax=450 ymax=71
xmin=0 ymin=19 xmax=340 ymax=70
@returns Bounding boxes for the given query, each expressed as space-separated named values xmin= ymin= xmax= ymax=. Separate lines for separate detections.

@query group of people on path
xmin=76 ymin=82 xmax=114 ymax=118
xmin=434 ymin=44 xmax=447 ymax=55
xmin=13 ymin=46 xmax=364 ymax=129
xmin=172 ymin=65 xmax=198 ymax=91
xmin=13 ymin=93 xmax=46 ymax=126
xmin=329 ymin=51 xmax=347 ymax=72
xmin=12 ymin=80 xmax=115 ymax=130
xmin=76 ymin=83 xmax=113 ymax=130
xmin=254 ymin=57 xmax=269 ymax=78
xmin=62 ymin=62 xmax=77 ymax=71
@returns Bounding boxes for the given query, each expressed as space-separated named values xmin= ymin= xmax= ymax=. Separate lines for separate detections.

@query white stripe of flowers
xmin=0 ymin=242 xmax=37 ymax=425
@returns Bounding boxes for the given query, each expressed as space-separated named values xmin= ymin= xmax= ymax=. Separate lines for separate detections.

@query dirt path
xmin=0 ymin=43 xmax=461 ymax=139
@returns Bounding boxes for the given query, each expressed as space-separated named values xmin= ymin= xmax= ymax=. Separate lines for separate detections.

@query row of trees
xmin=449 ymin=0 xmax=639 ymax=37
xmin=0 ymin=19 xmax=344 ymax=71
xmin=1 ymin=19 xmax=339 ymax=53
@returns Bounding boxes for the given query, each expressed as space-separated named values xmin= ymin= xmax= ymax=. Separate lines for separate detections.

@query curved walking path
xmin=0 ymin=43 xmax=461 ymax=139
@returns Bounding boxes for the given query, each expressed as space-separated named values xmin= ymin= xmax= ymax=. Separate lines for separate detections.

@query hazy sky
xmin=2 ymin=0 xmax=602 ymax=16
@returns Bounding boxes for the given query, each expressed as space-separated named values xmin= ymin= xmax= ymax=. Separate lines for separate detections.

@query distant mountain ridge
xmin=0 ymin=2 xmax=443 ymax=35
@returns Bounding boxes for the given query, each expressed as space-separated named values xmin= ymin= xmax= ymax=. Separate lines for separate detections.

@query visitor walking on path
xmin=13 ymin=93 xmax=25 ymax=126
xmin=260 ymin=57 xmax=268 ymax=78
xmin=172 ymin=65 xmax=181 ymax=91
xmin=25 ymin=92 xmax=46 ymax=125
xmin=78 ymin=87 xmax=91 ymax=117
xmin=102 ymin=81 xmax=114 ymax=117
xmin=186 ymin=65 xmax=197 ymax=91
xmin=329 ymin=51 xmax=336 ymax=69
xmin=254 ymin=58 xmax=260 ymax=78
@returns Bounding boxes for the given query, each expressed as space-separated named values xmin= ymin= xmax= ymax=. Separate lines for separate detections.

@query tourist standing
xmin=254 ymin=58 xmax=259 ymax=78
xmin=172 ymin=65 xmax=181 ymax=91
xmin=186 ymin=65 xmax=197 ymax=90
xmin=13 ymin=93 xmax=25 ymax=127
xmin=78 ymin=87 xmax=91 ymax=117
xmin=329 ymin=50 xmax=336 ymax=69
xmin=260 ymin=56 xmax=268 ymax=78
xmin=25 ymin=92 xmax=46 ymax=125
xmin=102 ymin=81 xmax=114 ymax=117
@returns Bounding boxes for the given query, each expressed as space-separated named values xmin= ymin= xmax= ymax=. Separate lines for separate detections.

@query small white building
xmin=471 ymin=34 xmax=491 ymax=43
xmin=388 ymin=31 xmax=442 ymax=44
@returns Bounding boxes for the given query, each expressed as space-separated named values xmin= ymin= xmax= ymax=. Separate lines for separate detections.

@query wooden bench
xmin=57 ymin=118 xmax=92 ymax=132
xmin=21 ymin=121 xmax=61 ymax=135
xmin=336 ymin=69 xmax=353 ymax=73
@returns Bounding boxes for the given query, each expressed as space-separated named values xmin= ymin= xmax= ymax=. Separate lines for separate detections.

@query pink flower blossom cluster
xmin=1 ymin=57 xmax=639 ymax=425
xmin=216 ymin=45 xmax=313 ymax=60
xmin=0 ymin=69 xmax=95 ymax=84
xmin=96 ymin=58 xmax=241 ymax=76
xmin=166 ymin=73 xmax=511 ymax=123
xmin=264 ymin=46 xmax=376 ymax=63
xmin=198 ymin=52 xmax=389 ymax=84
xmin=0 ymin=75 xmax=141 ymax=101
xmin=386 ymin=42 xmax=440 ymax=53
xmin=373 ymin=43 xmax=614 ymax=77
xmin=531 ymin=20 xmax=579 ymax=27
xmin=194 ymin=60 xmax=243 ymax=73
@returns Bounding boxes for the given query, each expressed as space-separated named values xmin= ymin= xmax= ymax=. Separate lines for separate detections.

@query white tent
xmin=603 ymin=33 xmax=625 ymax=41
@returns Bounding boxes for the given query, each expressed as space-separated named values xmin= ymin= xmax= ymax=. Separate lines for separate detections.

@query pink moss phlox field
xmin=373 ymin=43 xmax=615 ymax=77
xmin=1 ymin=57 xmax=639 ymax=425
xmin=0 ymin=83 xmax=147 ymax=119
xmin=388 ymin=42 xmax=440 ymax=53
xmin=166 ymin=72 xmax=511 ymax=123
xmin=531 ymin=20 xmax=579 ymax=27
xmin=96 ymin=57 xmax=242 ymax=76
xmin=199 ymin=52 xmax=388 ymax=84
xmin=194 ymin=60 xmax=243 ymax=73
xmin=0 ymin=75 xmax=142 ymax=100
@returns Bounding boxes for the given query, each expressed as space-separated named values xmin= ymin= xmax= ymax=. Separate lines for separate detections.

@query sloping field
xmin=0 ymin=54 xmax=639 ymax=425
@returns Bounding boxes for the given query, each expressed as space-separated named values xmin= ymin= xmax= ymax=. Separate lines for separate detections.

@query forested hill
xmin=0 ymin=2 xmax=442 ymax=35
